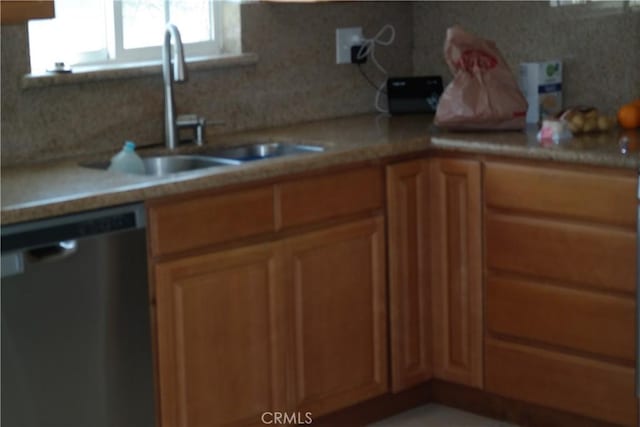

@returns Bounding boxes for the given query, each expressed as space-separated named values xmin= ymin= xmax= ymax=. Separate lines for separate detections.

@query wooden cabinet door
xmin=430 ymin=158 xmax=483 ymax=388
xmin=284 ymin=216 xmax=388 ymax=416
xmin=154 ymin=243 xmax=287 ymax=427
xmin=386 ymin=160 xmax=432 ymax=393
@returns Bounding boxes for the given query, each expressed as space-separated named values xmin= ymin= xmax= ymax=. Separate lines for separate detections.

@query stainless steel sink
xmin=81 ymin=155 xmax=241 ymax=176
xmin=141 ymin=155 xmax=240 ymax=176
xmin=80 ymin=142 xmax=324 ymax=176
xmin=203 ymin=142 xmax=324 ymax=162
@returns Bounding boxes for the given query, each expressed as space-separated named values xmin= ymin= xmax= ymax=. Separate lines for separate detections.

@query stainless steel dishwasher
xmin=1 ymin=203 xmax=155 ymax=427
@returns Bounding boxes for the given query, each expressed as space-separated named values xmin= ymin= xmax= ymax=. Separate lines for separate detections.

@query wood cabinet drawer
xmin=486 ymin=213 xmax=636 ymax=294
xmin=278 ymin=167 xmax=383 ymax=229
xmin=487 ymin=275 xmax=635 ymax=362
xmin=486 ymin=338 xmax=637 ymax=427
xmin=148 ymin=186 xmax=275 ymax=257
xmin=484 ymin=162 xmax=636 ymax=228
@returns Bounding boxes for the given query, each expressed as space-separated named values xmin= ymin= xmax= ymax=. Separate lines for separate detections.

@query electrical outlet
xmin=336 ymin=27 xmax=363 ymax=64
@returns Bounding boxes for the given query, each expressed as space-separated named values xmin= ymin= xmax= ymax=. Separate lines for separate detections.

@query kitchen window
xmin=28 ymin=0 xmax=225 ymax=74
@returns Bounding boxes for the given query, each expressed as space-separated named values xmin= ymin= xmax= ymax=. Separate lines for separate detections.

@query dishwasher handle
xmin=1 ymin=203 xmax=145 ymax=279
xmin=1 ymin=240 xmax=78 ymax=278
xmin=26 ymin=240 xmax=77 ymax=263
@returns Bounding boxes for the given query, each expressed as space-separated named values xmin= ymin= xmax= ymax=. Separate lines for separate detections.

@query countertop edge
xmin=2 ymin=115 xmax=638 ymax=226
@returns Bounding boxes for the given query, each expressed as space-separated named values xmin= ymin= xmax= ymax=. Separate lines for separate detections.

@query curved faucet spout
xmin=163 ymin=23 xmax=187 ymax=150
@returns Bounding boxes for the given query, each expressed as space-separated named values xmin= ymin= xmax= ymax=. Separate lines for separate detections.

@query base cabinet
xmin=149 ymin=157 xmax=638 ymax=426
xmin=285 ymin=217 xmax=388 ymax=416
xmin=152 ymin=216 xmax=387 ymax=426
xmin=386 ymin=157 xmax=483 ymax=391
xmin=430 ymin=158 xmax=483 ymax=389
xmin=154 ymin=244 xmax=287 ymax=427
xmin=386 ymin=159 xmax=433 ymax=392
xmin=484 ymin=162 xmax=638 ymax=426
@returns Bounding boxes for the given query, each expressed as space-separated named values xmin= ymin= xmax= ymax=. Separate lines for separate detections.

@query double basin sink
xmin=84 ymin=142 xmax=325 ymax=176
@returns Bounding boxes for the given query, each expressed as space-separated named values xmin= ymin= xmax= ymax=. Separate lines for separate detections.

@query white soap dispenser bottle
xmin=108 ymin=141 xmax=145 ymax=175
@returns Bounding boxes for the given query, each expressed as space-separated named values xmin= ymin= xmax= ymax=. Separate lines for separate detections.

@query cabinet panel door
xmin=154 ymin=244 xmax=286 ymax=427
xmin=386 ymin=160 xmax=432 ymax=392
xmin=285 ymin=217 xmax=388 ymax=416
xmin=430 ymin=158 xmax=483 ymax=388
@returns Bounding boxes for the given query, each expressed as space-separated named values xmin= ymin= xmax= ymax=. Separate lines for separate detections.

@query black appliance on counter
xmin=387 ymin=76 xmax=443 ymax=115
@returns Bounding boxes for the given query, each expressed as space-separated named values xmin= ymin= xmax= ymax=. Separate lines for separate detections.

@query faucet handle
xmin=176 ymin=114 xmax=202 ymax=127
xmin=177 ymin=114 xmax=206 ymax=146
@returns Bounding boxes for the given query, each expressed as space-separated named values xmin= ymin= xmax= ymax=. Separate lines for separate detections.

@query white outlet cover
xmin=336 ymin=27 xmax=363 ymax=64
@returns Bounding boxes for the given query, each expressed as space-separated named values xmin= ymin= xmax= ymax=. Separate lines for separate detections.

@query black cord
xmin=357 ymin=63 xmax=387 ymax=94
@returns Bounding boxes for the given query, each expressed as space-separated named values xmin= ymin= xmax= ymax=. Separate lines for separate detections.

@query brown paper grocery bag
xmin=434 ymin=26 xmax=528 ymax=130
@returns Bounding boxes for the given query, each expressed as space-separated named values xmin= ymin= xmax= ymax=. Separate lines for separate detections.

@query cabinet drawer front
xmin=486 ymin=339 xmax=637 ymax=427
xmin=487 ymin=275 xmax=635 ymax=362
xmin=148 ymin=186 xmax=275 ymax=257
xmin=486 ymin=213 xmax=636 ymax=294
xmin=485 ymin=162 xmax=636 ymax=228
xmin=278 ymin=167 xmax=383 ymax=229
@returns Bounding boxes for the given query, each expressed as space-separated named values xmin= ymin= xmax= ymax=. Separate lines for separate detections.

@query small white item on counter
xmin=520 ymin=60 xmax=562 ymax=124
xmin=108 ymin=141 xmax=145 ymax=175
xmin=537 ymin=119 xmax=572 ymax=144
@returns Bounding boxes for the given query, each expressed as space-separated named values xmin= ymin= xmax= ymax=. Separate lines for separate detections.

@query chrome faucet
xmin=162 ymin=23 xmax=186 ymax=150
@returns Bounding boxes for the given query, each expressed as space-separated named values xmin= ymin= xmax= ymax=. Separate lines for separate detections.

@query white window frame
xmin=29 ymin=0 xmax=223 ymax=71
xmin=109 ymin=0 xmax=223 ymax=64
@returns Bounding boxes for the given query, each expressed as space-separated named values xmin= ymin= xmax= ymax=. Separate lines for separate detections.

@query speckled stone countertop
xmin=2 ymin=114 xmax=638 ymax=225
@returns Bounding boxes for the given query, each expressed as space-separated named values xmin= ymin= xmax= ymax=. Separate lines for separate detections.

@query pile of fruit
xmin=559 ymin=107 xmax=616 ymax=134
xmin=556 ymin=99 xmax=640 ymax=135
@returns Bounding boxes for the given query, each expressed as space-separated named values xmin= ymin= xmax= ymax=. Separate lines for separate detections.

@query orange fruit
xmin=617 ymin=103 xmax=640 ymax=129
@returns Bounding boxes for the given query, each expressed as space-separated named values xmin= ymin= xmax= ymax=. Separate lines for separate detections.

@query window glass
xmin=122 ymin=0 xmax=165 ymax=50
xmin=28 ymin=0 xmax=221 ymax=73
xmin=169 ymin=0 xmax=213 ymax=44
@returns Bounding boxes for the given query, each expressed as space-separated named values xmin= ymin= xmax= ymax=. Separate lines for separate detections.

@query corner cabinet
xmin=385 ymin=157 xmax=483 ymax=391
xmin=386 ymin=159 xmax=433 ymax=392
xmin=147 ymin=166 xmax=388 ymax=426
xmin=430 ymin=158 xmax=483 ymax=389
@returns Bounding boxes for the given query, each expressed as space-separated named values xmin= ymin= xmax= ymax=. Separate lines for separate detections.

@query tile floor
xmin=368 ymin=404 xmax=517 ymax=427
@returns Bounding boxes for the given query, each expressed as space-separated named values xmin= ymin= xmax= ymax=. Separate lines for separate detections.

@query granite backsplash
xmin=413 ymin=1 xmax=639 ymax=116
